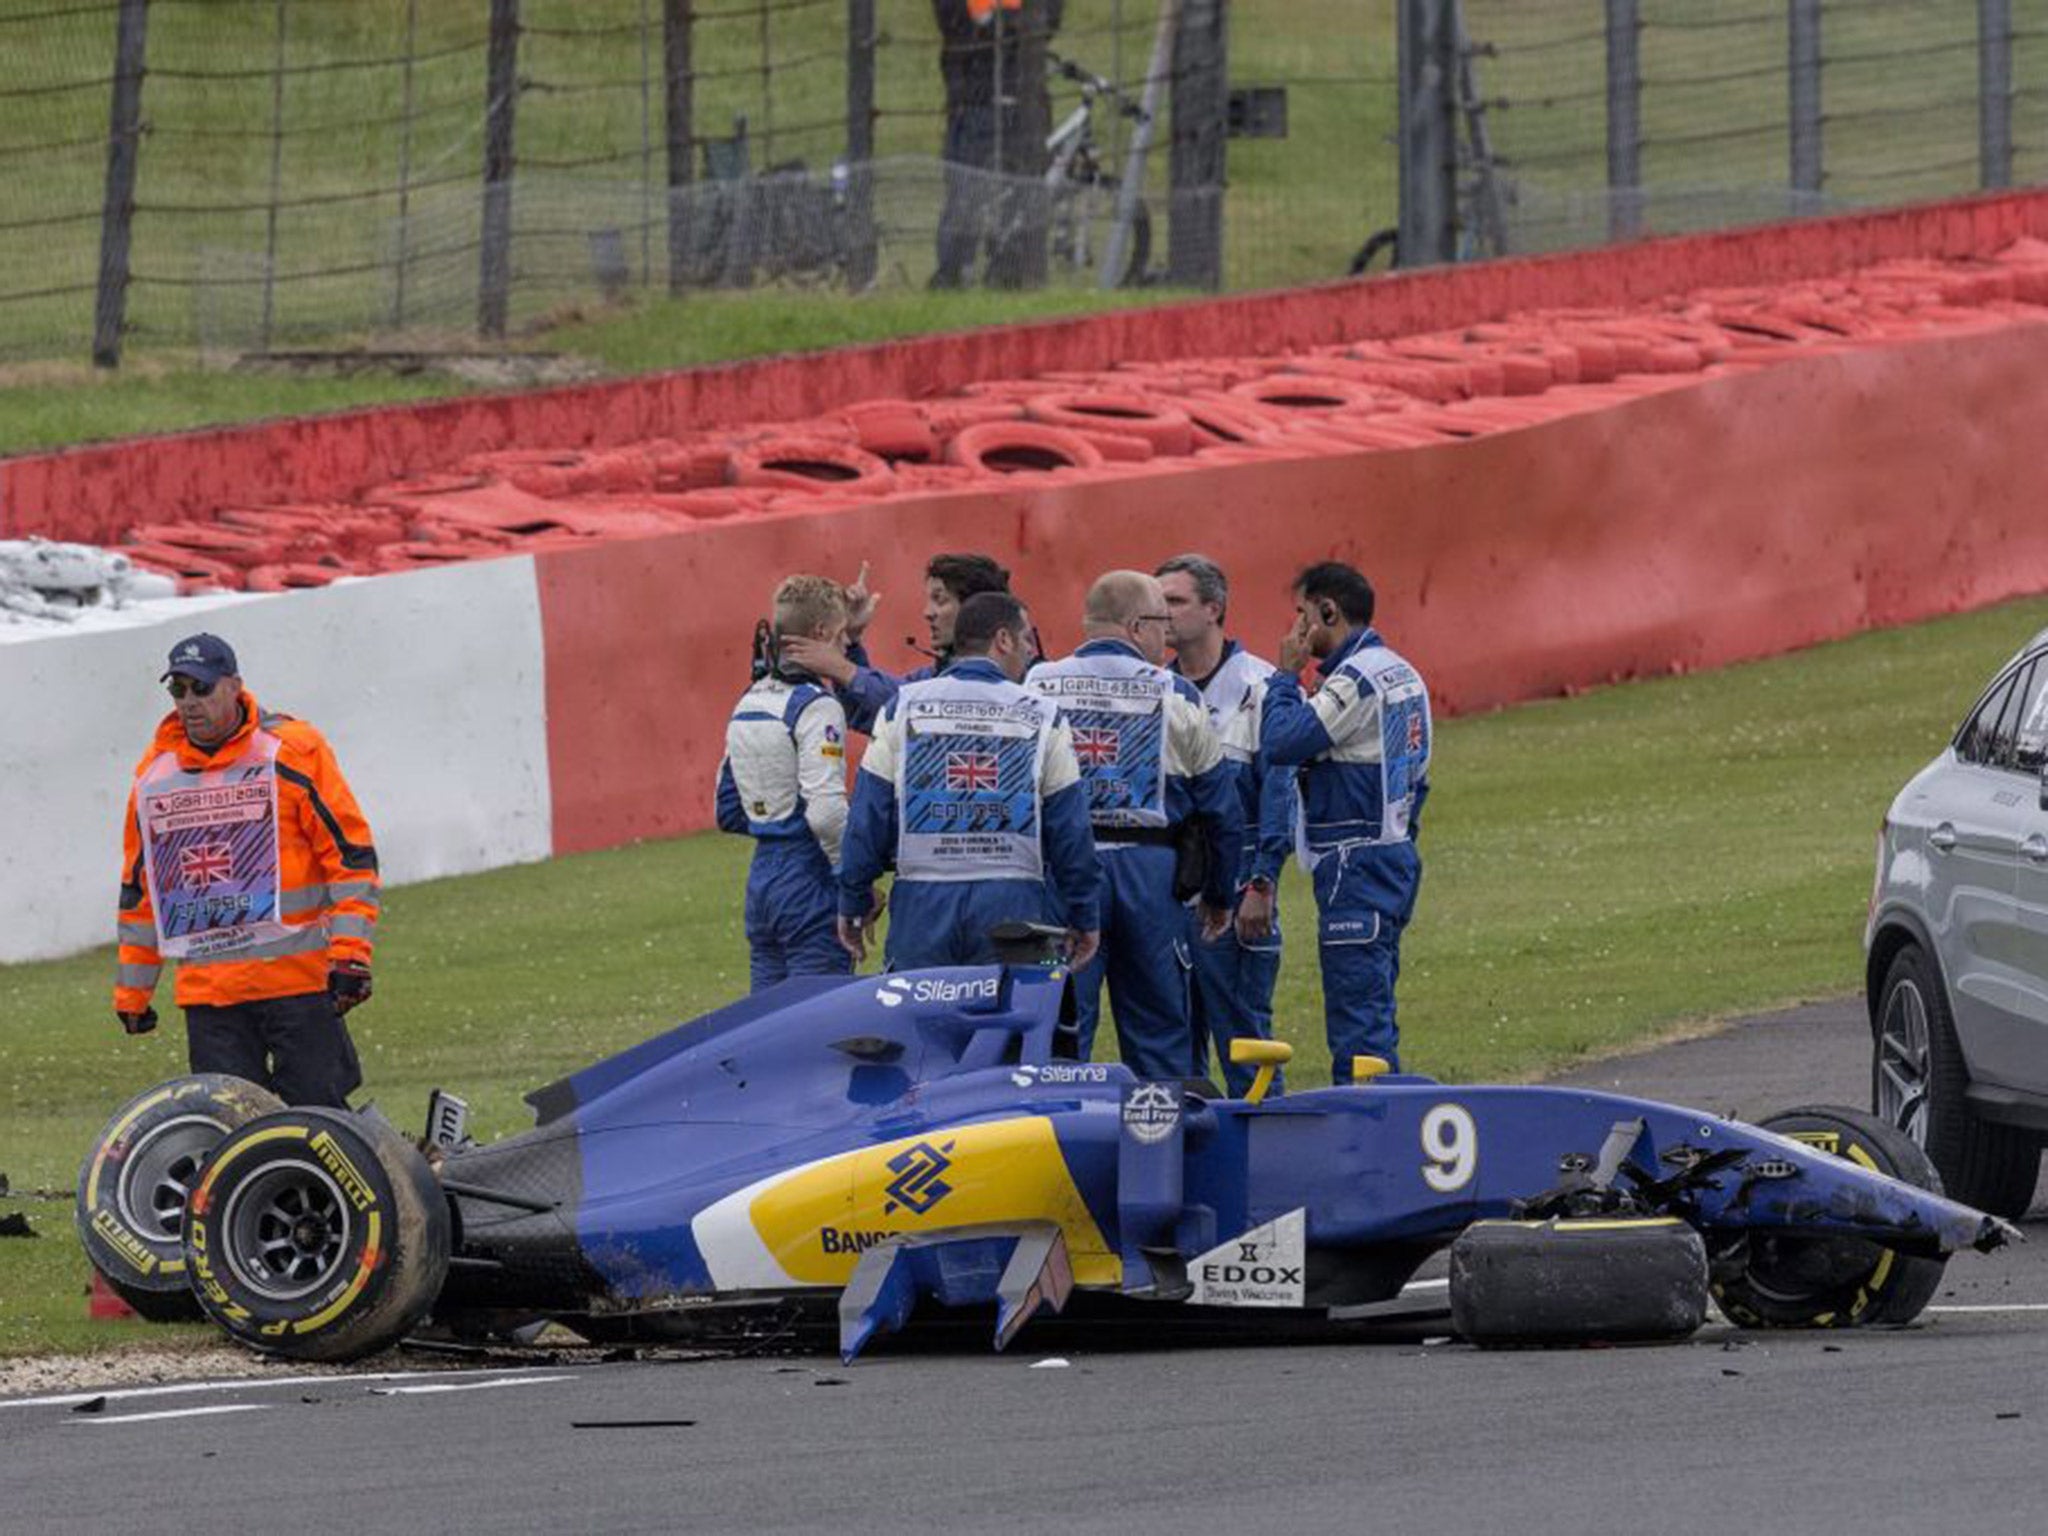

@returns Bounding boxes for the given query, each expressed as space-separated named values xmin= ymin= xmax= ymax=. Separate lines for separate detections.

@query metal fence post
xmin=845 ymin=0 xmax=876 ymax=288
xmin=479 ymin=0 xmax=520 ymax=338
xmin=259 ymin=0 xmax=289 ymax=353
xmin=664 ymin=0 xmax=694 ymax=296
xmin=1605 ymin=0 xmax=1640 ymax=241
xmin=92 ymin=0 xmax=149 ymax=369
xmin=1396 ymin=0 xmax=1456 ymax=267
xmin=1788 ymin=0 xmax=1822 ymax=201
xmin=1167 ymin=0 xmax=1226 ymax=289
xmin=1980 ymin=0 xmax=2013 ymax=190
xmin=392 ymin=0 xmax=420 ymax=328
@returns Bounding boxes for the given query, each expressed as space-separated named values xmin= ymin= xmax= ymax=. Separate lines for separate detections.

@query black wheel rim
xmin=1876 ymin=978 xmax=1931 ymax=1146
xmin=221 ymin=1159 xmax=354 ymax=1302
xmin=116 ymin=1114 xmax=228 ymax=1245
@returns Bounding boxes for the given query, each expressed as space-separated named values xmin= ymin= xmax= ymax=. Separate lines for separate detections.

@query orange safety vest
xmin=115 ymin=690 xmax=379 ymax=1012
xmin=966 ymin=0 xmax=1022 ymax=20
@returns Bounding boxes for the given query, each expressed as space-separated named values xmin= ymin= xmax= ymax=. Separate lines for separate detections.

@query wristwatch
xmin=1245 ymin=875 xmax=1275 ymax=894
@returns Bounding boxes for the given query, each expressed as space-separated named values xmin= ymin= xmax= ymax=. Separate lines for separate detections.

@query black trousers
xmin=185 ymin=990 xmax=363 ymax=1108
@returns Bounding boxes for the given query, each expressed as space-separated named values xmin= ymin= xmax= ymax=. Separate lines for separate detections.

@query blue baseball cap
xmin=160 ymin=633 xmax=240 ymax=685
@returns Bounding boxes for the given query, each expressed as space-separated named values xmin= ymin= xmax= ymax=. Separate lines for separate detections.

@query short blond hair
xmin=772 ymin=574 xmax=849 ymax=639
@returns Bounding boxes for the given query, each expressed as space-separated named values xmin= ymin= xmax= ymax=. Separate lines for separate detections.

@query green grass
xmin=7 ymin=592 xmax=2046 ymax=1357
xmin=0 ymin=285 xmax=1167 ymax=454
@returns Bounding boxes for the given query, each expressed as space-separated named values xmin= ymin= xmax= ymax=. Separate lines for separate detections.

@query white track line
xmin=76 ymin=1403 xmax=274 ymax=1427
xmin=3 ymin=1365 xmax=574 ymax=1412
xmin=1927 ymin=1303 xmax=2048 ymax=1314
xmin=368 ymin=1375 xmax=572 ymax=1396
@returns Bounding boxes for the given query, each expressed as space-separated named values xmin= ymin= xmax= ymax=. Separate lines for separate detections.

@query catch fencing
xmin=1 ymin=0 xmax=2044 ymax=368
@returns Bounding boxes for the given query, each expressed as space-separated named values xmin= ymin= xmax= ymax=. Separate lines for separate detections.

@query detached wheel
xmin=184 ymin=1107 xmax=451 ymax=1362
xmin=1449 ymin=1216 xmax=1708 ymax=1347
xmin=1715 ymin=1104 xmax=1946 ymax=1329
xmin=1874 ymin=943 xmax=2040 ymax=1217
xmin=77 ymin=1075 xmax=285 ymax=1322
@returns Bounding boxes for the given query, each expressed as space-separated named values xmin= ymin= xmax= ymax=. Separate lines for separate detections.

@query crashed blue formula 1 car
xmin=79 ymin=948 xmax=2016 ymax=1363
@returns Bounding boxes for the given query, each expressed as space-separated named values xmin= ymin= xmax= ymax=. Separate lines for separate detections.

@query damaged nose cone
xmin=1976 ymin=1216 xmax=2026 ymax=1252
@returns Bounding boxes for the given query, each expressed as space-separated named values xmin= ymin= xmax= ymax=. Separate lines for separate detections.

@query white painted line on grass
xmin=3 ymin=1365 xmax=576 ymax=1412
xmin=368 ymin=1375 xmax=574 ymax=1397
xmin=77 ymin=1403 xmax=274 ymax=1426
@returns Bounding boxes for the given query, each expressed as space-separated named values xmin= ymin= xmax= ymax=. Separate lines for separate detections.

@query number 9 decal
xmin=1420 ymin=1104 xmax=1477 ymax=1193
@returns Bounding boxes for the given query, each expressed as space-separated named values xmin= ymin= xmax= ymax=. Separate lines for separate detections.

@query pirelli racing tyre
xmin=1713 ymin=1104 xmax=1947 ymax=1330
xmin=184 ymin=1107 xmax=451 ymax=1361
xmin=77 ymin=1074 xmax=286 ymax=1322
xmin=1874 ymin=943 xmax=2041 ymax=1217
xmin=1449 ymin=1216 xmax=1709 ymax=1347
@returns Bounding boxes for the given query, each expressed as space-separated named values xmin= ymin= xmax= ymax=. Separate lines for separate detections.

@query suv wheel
xmin=1874 ymin=943 xmax=2040 ymax=1217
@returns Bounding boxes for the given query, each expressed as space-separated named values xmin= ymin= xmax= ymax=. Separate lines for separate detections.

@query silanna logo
xmin=874 ymin=975 xmax=1001 ymax=1009
xmin=882 ymin=1140 xmax=955 ymax=1215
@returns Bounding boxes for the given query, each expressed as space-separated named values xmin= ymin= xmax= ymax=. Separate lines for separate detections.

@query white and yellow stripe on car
xmin=692 ymin=1116 xmax=1119 ymax=1290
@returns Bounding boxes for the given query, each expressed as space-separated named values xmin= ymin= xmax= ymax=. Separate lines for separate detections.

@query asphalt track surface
xmin=9 ymin=1001 xmax=2048 ymax=1536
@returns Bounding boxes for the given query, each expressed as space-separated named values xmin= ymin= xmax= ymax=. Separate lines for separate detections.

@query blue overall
xmin=717 ymin=679 xmax=851 ymax=992
xmin=838 ymin=658 xmax=1101 ymax=970
xmin=1261 ymin=628 xmax=1431 ymax=1081
xmin=1030 ymin=640 xmax=1242 ymax=1081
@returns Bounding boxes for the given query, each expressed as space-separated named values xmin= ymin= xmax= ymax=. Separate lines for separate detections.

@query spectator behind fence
xmin=717 ymin=575 xmax=857 ymax=992
xmin=931 ymin=0 xmax=1063 ymax=289
xmin=114 ymin=633 xmax=378 ymax=1108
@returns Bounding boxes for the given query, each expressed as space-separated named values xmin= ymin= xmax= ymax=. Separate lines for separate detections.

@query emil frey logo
xmin=1122 ymin=1082 xmax=1181 ymax=1145
xmin=882 ymin=1140 xmax=954 ymax=1215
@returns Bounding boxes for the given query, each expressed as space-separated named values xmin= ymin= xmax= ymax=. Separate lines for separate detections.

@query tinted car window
xmin=1958 ymin=667 xmax=2022 ymax=766
xmin=2012 ymin=656 xmax=2048 ymax=776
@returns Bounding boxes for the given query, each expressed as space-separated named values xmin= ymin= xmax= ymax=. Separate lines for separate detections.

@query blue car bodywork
xmin=433 ymin=963 xmax=2011 ymax=1359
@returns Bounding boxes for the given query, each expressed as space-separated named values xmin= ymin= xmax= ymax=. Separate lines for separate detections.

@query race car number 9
xmin=1420 ymin=1104 xmax=1477 ymax=1193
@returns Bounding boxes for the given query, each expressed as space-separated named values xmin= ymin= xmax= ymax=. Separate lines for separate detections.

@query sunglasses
xmin=166 ymin=677 xmax=217 ymax=700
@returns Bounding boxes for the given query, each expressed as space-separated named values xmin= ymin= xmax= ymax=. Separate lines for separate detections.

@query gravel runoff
xmin=0 ymin=1344 xmax=424 ymax=1400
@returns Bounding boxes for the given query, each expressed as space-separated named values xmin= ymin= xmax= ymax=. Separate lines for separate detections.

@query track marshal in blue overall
xmin=1157 ymin=554 xmax=1295 ymax=1094
xmin=716 ymin=575 xmax=856 ymax=992
xmin=1261 ymin=561 xmax=1432 ymax=1080
xmin=1028 ymin=570 xmax=1243 ymax=1080
xmin=837 ymin=591 xmax=1101 ymax=971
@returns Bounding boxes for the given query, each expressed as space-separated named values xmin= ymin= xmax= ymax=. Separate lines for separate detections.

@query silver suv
xmin=1867 ymin=624 xmax=2048 ymax=1215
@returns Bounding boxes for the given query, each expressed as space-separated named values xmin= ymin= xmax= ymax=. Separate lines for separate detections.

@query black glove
xmin=117 ymin=1007 xmax=158 ymax=1036
xmin=328 ymin=960 xmax=373 ymax=1015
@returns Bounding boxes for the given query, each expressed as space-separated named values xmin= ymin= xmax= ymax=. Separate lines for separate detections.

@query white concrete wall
xmin=0 ymin=558 xmax=552 ymax=964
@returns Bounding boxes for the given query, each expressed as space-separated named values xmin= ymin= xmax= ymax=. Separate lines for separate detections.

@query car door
xmin=2000 ymin=653 xmax=2048 ymax=1093
xmin=1933 ymin=657 xmax=2040 ymax=1091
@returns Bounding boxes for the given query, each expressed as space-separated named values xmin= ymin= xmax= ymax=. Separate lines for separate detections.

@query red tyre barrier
xmin=1384 ymin=341 xmax=1507 ymax=397
xmin=943 ymin=421 xmax=1105 ymax=475
xmin=1179 ymin=395 xmax=1284 ymax=449
xmin=371 ymin=541 xmax=503 ymax=573
xmin=838 ymin=400 xmax=940 ymax=462
xmin=1023 ymin=391 xmax=1194 ymax=457
xmin=121 ymin=543 xmax=246 ymax=592
xmin=125 ymin=521 xmax=287 ymax=567
xmin=1307 ymin=352 xmax=1463 ymax=402
xmin=728 ymin=438 xmax=896 ymax=496
xmin=1228 ymin=374 xmax=1396 ymax=415
xmin=922 ymin=398 xmax=1025 ymax=438
xmin=244 ymin=562 xmax=346 ymax=592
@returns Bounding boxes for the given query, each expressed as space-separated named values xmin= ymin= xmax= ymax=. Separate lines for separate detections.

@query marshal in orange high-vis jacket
xmin=114 ymin=633 xmax=379 ymax=1106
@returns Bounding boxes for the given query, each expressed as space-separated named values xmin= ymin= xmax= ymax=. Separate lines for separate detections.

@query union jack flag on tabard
xmin=945 ymin=752 xmax=1000 ymax=792
xmin=179 ymin=842 xmax=233 ymax=887
xmin=1072 ymin=727 xmax=1120 ymax=767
